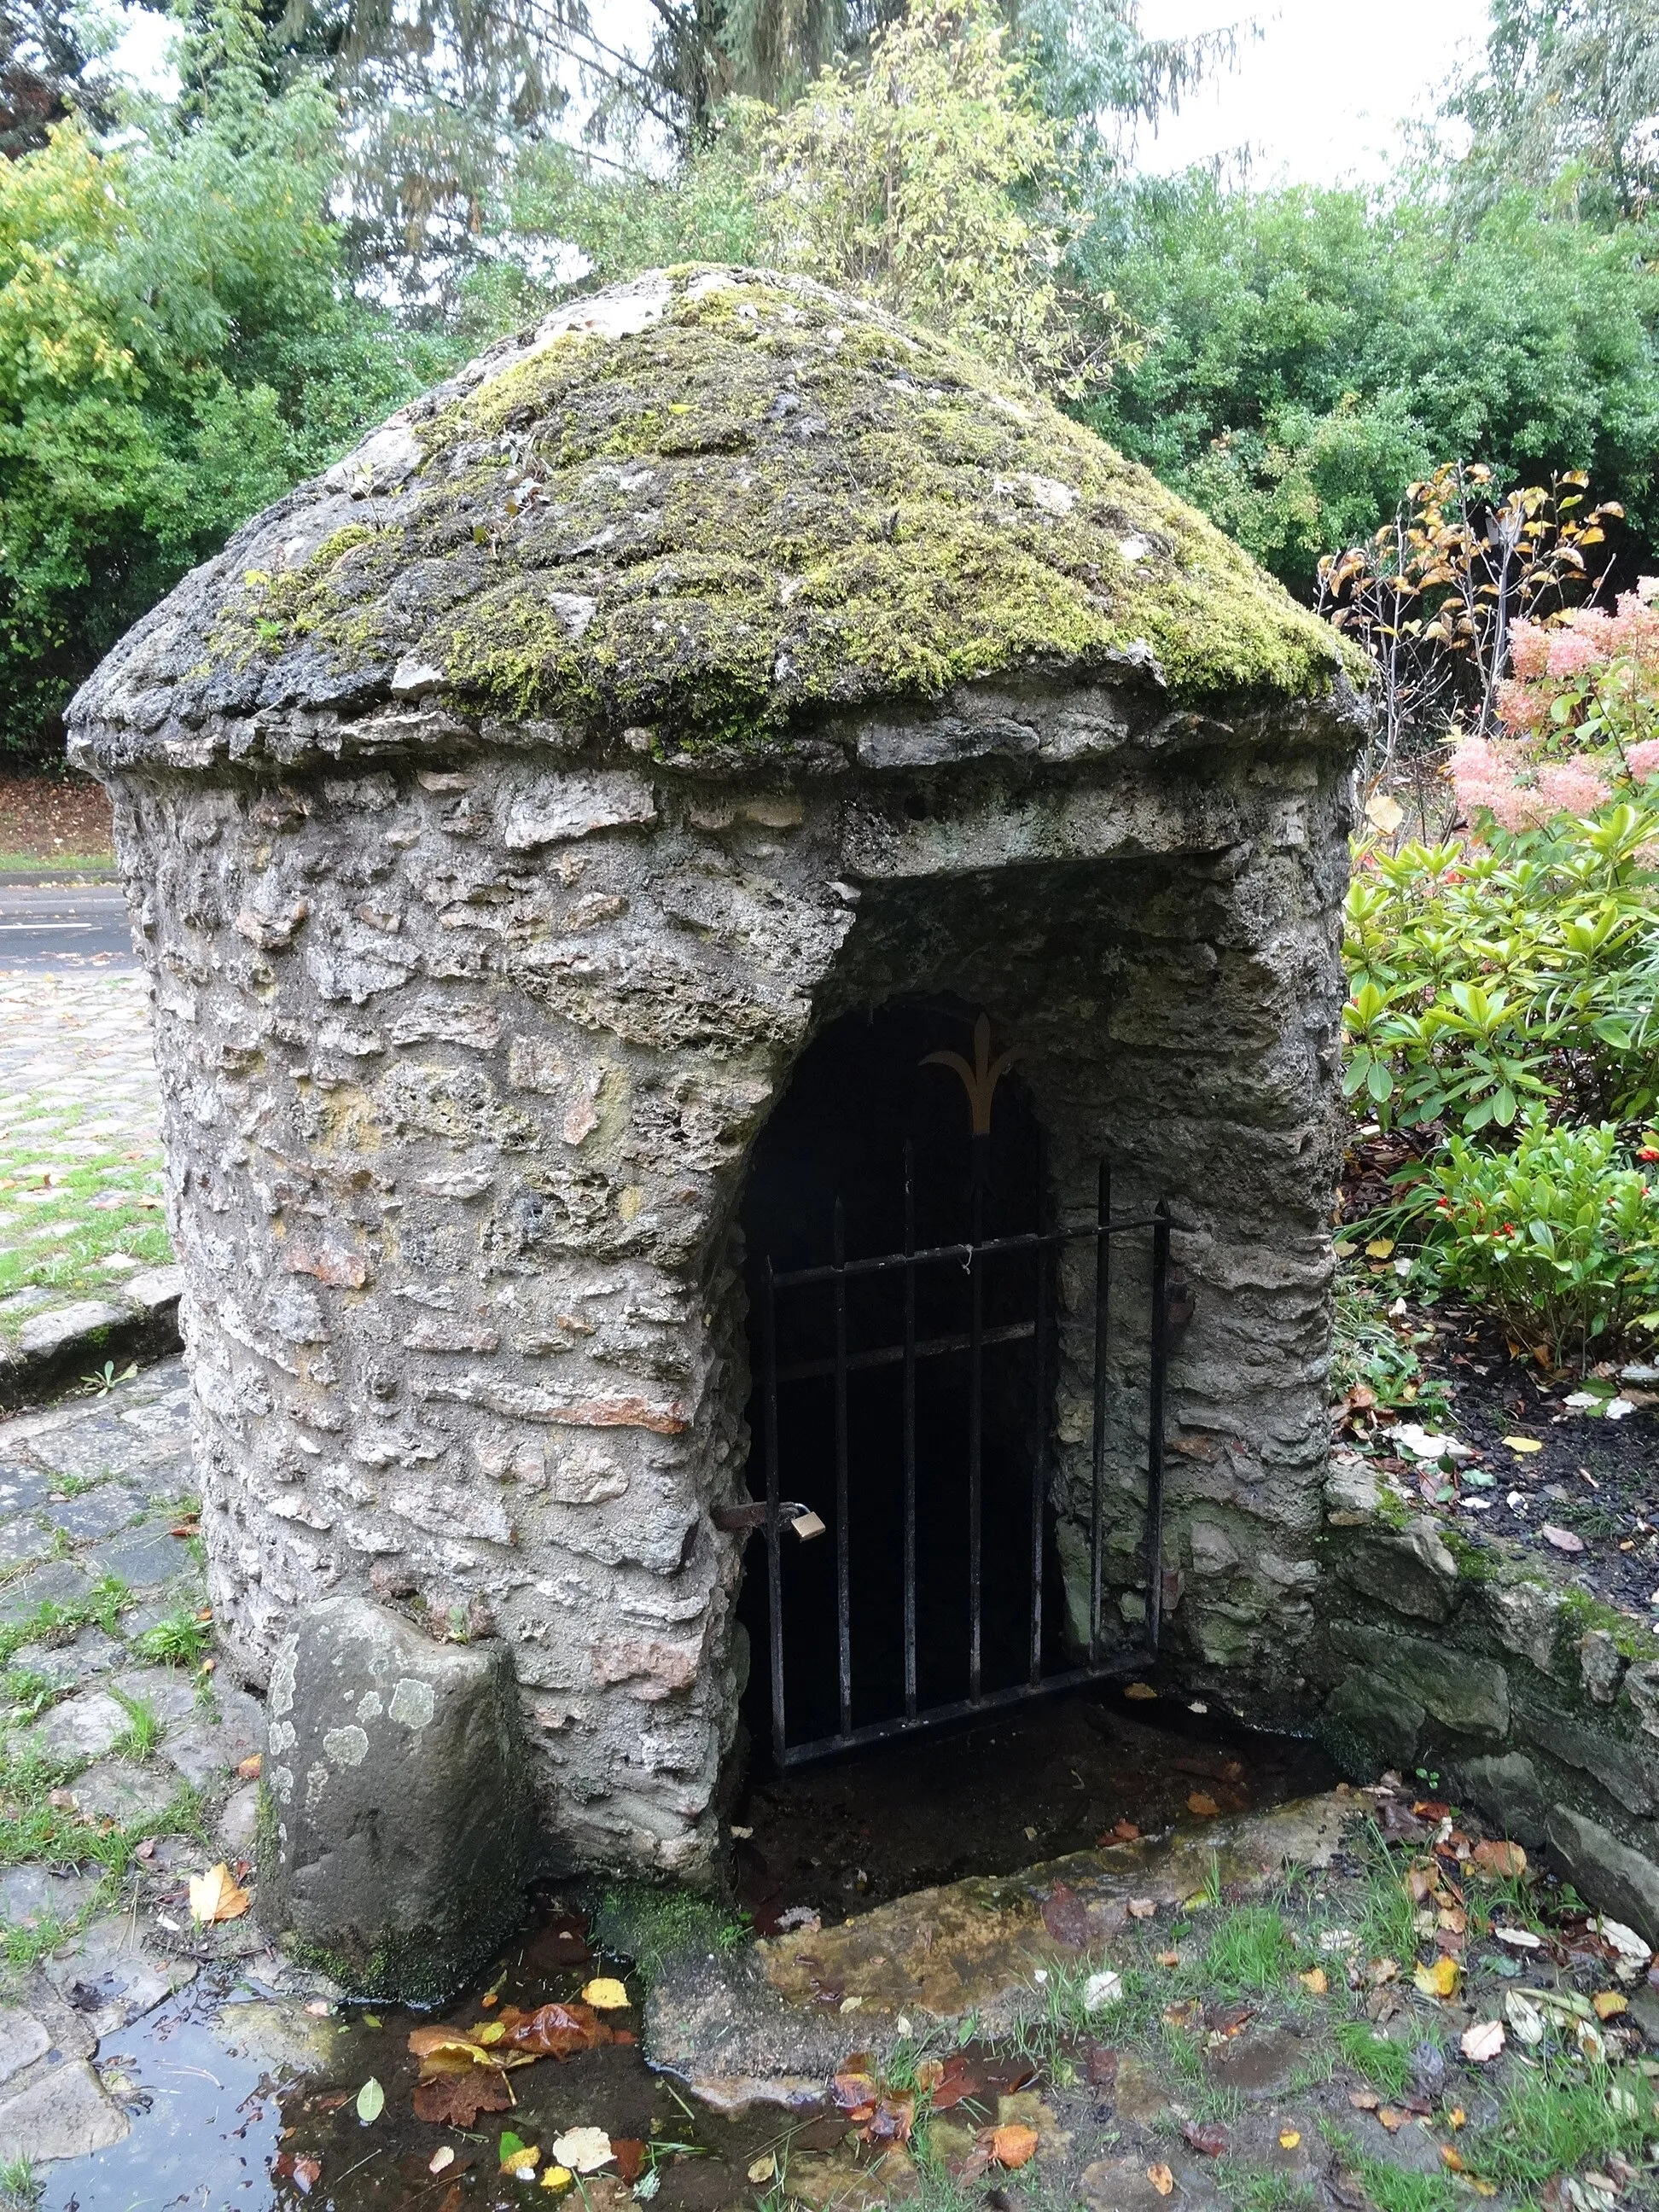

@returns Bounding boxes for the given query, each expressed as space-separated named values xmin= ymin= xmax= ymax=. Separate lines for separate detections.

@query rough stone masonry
xmin=65 ymin=265 xmax=1365 ymax=1885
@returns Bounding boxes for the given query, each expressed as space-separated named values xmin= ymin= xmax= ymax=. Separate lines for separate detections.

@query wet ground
xmin=733 ymin=1687 xmax=1336 ymax=1928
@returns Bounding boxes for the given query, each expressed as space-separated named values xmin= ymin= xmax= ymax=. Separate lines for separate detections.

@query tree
xmin=1448 ymin=0 xmax=1659 ymax=222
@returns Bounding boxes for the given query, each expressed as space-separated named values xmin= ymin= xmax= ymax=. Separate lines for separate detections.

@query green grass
xmin=0 ymin=1578 xmax=131 ymax=1668
xmin=1213 ymin=2163 xmax=1318 ymax=2212
xmin=1334 ymin=2021 xmax=1415 ymax=2098
xmin=0 ymin=2151 xmax=43 ymax=2210
xmin=108 ymin=1686 xmax=160 ymax=1762
xmin=132 ymin=1611 xmax=211 ymax=1668
xmin=1468 ymin=2055 xmax=1653 ymax=2190
xmin=0 ymin=1087 xmax=169 ymax=1319
xmin=1200 ymin=1906 xmax=1298 ymax=1993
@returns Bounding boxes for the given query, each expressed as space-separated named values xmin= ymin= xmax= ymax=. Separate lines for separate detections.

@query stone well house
xmin=69 ymin=267 xmax=1372 ymax=1883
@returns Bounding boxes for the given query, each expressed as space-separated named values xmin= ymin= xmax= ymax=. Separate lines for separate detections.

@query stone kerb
xmin=1314 ymin=1461 xmax=1659 ymax=1937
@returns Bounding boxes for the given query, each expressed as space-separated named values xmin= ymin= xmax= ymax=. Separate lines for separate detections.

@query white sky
xmin=1130 ymin=0 xmax=1490 ymax=183
xmin=110 ymin=0 xmax=1494 ymax=191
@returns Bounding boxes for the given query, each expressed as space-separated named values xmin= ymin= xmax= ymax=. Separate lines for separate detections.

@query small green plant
xmin=1389 ymin=1106 xmax=1659 ymax=1359
xmin=1334 ymin=2020 xmax=1414 ymax=2098
xmin=0 ymin=2152 xmax=43 ymax=2210
xmin=1200 ymin=1906 xmax=1298 ymax=1993
xmin=132 ymin=1611 xmax=210 ymax=1668
xmin=79 ymin=1361 xmax=137 ymax=1397
xmin=1330 ymin=1272 xmax=1452 ymax=1418
xmin=109 ymin=1687 xmax=160 ymax=1762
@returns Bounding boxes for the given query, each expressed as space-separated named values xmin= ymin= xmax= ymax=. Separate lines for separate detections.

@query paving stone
xmin=0 ymin=1516 xmax=53 ymax=1571
xmin=0 ymin=1866 xmax=100 ymax=1930
xmin=112 ymin=1666 xmax=200 ymax=1729
xmin=0 ymin=2056 xmax=128 ymax=2161
xmin=0 ymin=2006 xmax=49 ymax=2087
xmin=83 ymin=1522 xmax=193 ymax=1592
xmin=208 ymin=1997 xmax=345 ymax=2076
xmin=16 ymin=1301 xmax=129 ymax=1357
xmin=30 ymin=1688 xmax=131 ymax=1762
xmin=11 ymin=1626 xmax=125 ymax=1685
xmin=48 ymin=1485 xmax=143 ymax=1542
xmin=1079 ymin=2153 xmax=1223 ymax=2212
xmin=0 ymin=1463 xmax=51 ymax=1514
xmin=217 ymin=1779 xmax=260 ymax=1854
xmin=0 ymin=1559 xmax=92 ymax=1623
xmin=40 ymin=1911 xmax=196 ymax=2037
xmin=165 ymin=1688 xmax=262 ymax=1788
xmin=67 ymin=1759 xmax=181 ymax=1826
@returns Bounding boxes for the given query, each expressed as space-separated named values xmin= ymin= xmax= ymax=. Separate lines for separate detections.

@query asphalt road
xmin=0 ymin=882 xmax=136 ymax=969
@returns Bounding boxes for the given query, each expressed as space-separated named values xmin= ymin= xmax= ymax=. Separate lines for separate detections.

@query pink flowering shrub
xmin=1451 ymin=585 xmax=1659 ymax=830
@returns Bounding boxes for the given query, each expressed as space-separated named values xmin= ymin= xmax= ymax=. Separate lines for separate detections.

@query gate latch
xmin=713 ymin=1499 xmax=826 ymax=1540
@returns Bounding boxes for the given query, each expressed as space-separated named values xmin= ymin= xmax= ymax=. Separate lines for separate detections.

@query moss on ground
xmin=218 ymin=268 xmax=1357 ymax=751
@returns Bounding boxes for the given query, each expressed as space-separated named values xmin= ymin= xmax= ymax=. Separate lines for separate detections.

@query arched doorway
xmin=735 ymin=998 xmax=1164 ymax=1767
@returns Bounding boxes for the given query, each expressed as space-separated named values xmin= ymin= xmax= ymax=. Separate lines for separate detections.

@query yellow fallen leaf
xmin=1377 ymin=2109 xmax=1403 ymax=2134
xmin=1299 ymin=1968 xmax=1328 ymax=1994
xmin=189 ymin=1862 xmax=250 ymax=1924
xmin=1447 ymin=2110 xmax=1466 ymax=2132
xmin=1504 ymin=1436 xmax=1543 ymax=1455
xmin=1414 ymin=1956 xmax=1461 ymax=2000
xmin=1365 ymin=1237 xmax=1395 ymax=1260
xmin=580 ymin=1977 xmax=630 ymax=2011
xmin=1365 ymin=793 xmax=1405 ymax=835
xmin=748 ymin=2156 xmax=777 ymax=2184
xmin=1441 ymin=2148 xmax=1466 ymax=2174
xmin=1147 ymin=2164 xmax=1175 ymax=2197
xmin=1593 ymin=1991 xmax=1627 ymax=2020
xmin=1124 ymin=1683 xmax=1158 ymax=1701
xmin=540 ymin=2172 xmax=573 ymax=2194
xmin=1279 ymin=2131 xmax=1301 ymax=2150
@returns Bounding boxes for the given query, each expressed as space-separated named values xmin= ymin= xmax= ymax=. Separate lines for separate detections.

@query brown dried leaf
xmin=1182 ymin=2122 xmax=1229 ymax=2157
xmin=1147 ymin=2163 xmax=1175 ymax=2197
xmin=1187 ymin=1793 xmax=1220 ymax=1819
xmin=1041 ymin=1883 xmax=1091 ymax=1950
xmin=1377 ymin=2109 xmax=1403 ymax=2133
xmin=188 ymin=1862 xmax=250 ymax=1925
xmin=499 ymin=2002 xmax=612 ymax=2059
xmin=1470 ymin=1839 xmax=1527 ymax=1881
xmin=1348 ymin=2091 xmax=1380 ymax=2111
xmin=612 ymin=2140 xmax=647 ymax=2183
xmin=981 ymin=2125 xmax=1039 ymax=2170
xmin=413 ymin=2069 xmax=514 ymax=2128
xmin=1084 ymin=2044 xmax=1119 ymax=2089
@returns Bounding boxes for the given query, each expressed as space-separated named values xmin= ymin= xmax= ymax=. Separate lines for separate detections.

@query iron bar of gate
xmin=968 ymin=1202 xmax=984 ymax=1706
xmin=1145 ymin=1196 xmax=1171 ymax=1648
xmin=903 ymin=1143 xmax=918 ymax=1722
xmin=762 ymin=1258 xmax=787 ymax=1769
xmin=1090 ymin=1161 xmax=1111 ymax=1664
xmin=760 ymin=1176 xmax=1178 ymax=1767
xmin=1028 ymin=1135 xmax=1047 ymax=1689
xmin=775 ymin=1318 xmax=1033 ymax=1385
xmin=832 ymin=1196 xmax=852 ymax=1738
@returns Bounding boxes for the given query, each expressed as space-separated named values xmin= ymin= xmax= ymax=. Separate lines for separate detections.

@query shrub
xmin=1343 ymin=803 xmax=1659 ymax=1131
xmin=1389 ymin=1107 xmax=1659 ymax=1359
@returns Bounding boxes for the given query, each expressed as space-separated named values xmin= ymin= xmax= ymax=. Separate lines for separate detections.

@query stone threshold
xmin=0 ymin=1268 xmax=184 ymax=1412
xmin=646 ymin=1791 xmax=1353 ymax=2109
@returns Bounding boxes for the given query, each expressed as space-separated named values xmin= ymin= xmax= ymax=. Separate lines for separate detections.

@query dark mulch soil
xmin=1338 ymin=1124 xmax=1659 ymax=1631
xmin=0 ymin=769 xmax=114 ymax=861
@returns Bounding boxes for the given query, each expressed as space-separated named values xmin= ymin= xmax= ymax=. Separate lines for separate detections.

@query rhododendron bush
xmin=1343 ymin=802 xmax=1659 ymax=1132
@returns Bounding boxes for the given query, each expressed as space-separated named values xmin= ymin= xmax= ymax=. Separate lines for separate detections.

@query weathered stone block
xmin=262 ymin=1595 xmax=531 ymax=2002
xmin=1335 ymin=1519 xmax=1458 ymax=1623
xmin=1515 ymin=1698 xmax=1657 ymax=1817
xmin=1482 ymin=1579 xmax=1565 ymax=1675
xmin=1317 ymin=1670 xmax=1423 ymax=1775
xmin=1330 ymin=1621 xmax=1509 ymax=1736
xmin=1545 ymin=1803 xmax=1659 ymax=1942
xmin=1453 ymin=1752 xmax=1548 ymax=1848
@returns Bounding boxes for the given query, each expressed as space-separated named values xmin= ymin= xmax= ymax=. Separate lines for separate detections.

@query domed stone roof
xmin=70 ymin=266 xmax=1354 ymax=772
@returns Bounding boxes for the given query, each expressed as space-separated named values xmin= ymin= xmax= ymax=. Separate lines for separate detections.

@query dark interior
xmin=736 ymin=999 xmax=1068 ymax=1764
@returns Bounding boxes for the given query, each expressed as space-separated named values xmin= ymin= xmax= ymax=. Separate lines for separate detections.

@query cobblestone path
xmin=0 ymin=968 xmax=172 ymax=1352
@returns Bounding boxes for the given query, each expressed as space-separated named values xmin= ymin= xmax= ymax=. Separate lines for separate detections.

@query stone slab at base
xmin=0 ymin=1269 xmax=183 ymax=1412
xmin=644 ymin=1790 xmax=1355 ymax=2107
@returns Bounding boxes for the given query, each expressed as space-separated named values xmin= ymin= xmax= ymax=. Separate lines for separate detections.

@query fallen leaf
xmin=1127 ymin=1897 xmax=1157 ymax=1919
xmin=1593 ymin=1991 xmax=1628 ymax=2020
xmin=1279 ymin=2131 xmax=1301 ymax=2151
xmin=1505 ymin=1991 xmax=1545 ymax=2046
xmin=1085 ymin=2044 xmax=1119 ymax=2089
xmin=1348 ymin=2092 xmax=1380 ymax=2111
xmin=748 ymin=2155 xmax=777 ymax=2184
xmin=1504 ymin=1436 xmax=1543 ymax=1455
xmin=1083 ymin=1970 xmax=1123 ymax=2010
xmin=1182 ymin=2122 xmax=1228 ymax=2157
xmin=413 ymin=2071 xmax=515 ymax=2128
xmin=1147 ymin=2163 xmax=1175 ymax=2197
xmin=928 ymin=2056 xmax=982 ymax=2110
xmin=189 ymin=1862 xmax=250 ymax=1925
xmin=1366 ymin=1237 xmax=1396 ymax=1260
xmin=1124 ymin=1684 xmax=1158 ymax=1701
xmin=1207 ymin=2001 xmax=1255 ymax=2038
xmin=357 ymin=2077 xmax=384 ymax=2124
xmin=499 ymin=2131 xmax=541 ymax=2177
xmin=1470 ymin=1839 xmax=1527 ymax=1880
xmin=1377 ymin=2109 xmax=1403 ymax=2133
xmin=612 ymin=2139 xmax=647 ymax=2182
xmin=1369 ymin=1958 xmax=1399 ymax=1985
xmin=294 ymin=2156 xmax=322 ymax=2195
xmin=1299 ymin=1968 xmax=1328 ymax=1994
xmin=580 ymin=1977 xmax=630 ymax=2011
xmin=1155 ymin=1948 xmax=1181 ymax=1968
xmin=500 ymin=2003 xmax=612 ymax=2058
xmin=1492 ymin=1924 xmax=1542 ymax=1950
xmin=1461 ymin=2020 xmax=1505 ymax=2063
xmin=1042 ymin=1883 xmax=1091 ymax=1949
xmin=429 ymin=2150 xmax=456 ymax=2175
xmin=1413 ymin=1956 xmax=1461 ymax=2000
xmin=1447 ymin=2110 xmax=1465 ymax=2131
xmin=1365 ymin=792 xmax=1405 ymax=835
xmin=1541 ymin=1523 xmax=1586 ymax=1552
xmin=540 ymin=2170 xmax=573 ymax=2194
xmin=135 ymin=1837 xmax=156 ymax=1860
xmin=551 ymin=2128 xmax=613 ymax=2175
xmin=862 ymin=2093 xmax=916 ymax=2146
xmin=306 ymin=2000 xmax=331 ymax=2018
xmin=1441 ymin=2148 xmax=1467 ymax=2174
xmin=234 ymin=1753 xmax=261 ymax=1783
xmin=1111 ymin=1820 xmax=1140 ymax=1842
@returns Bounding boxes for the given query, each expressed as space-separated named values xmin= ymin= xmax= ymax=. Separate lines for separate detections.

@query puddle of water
xmin=41 ymin=1695 xmax=1330 ymax=2210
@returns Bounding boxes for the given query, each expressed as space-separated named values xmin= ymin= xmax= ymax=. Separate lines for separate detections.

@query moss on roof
xmin=217 ymin=268 xmax=1354 ymax=751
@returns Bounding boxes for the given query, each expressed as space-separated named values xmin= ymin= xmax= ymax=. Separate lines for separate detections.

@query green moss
xmin=1559 ymin=1587 xmax=1659 ymax=1662
xmin=1441 ymin=1527 xmax=1499 ymax=1582
xmin=228 ymin=268 xmax=1359 ymax=746
xmin=588 ymin=1879 xmax=749 ymax=1986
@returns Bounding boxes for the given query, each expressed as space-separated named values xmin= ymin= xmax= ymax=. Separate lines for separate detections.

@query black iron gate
xmin=745 ymin=1158 xmax=1172 ymax=1768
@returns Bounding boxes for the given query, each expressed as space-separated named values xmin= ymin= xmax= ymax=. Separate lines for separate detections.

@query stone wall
xmin=79 ymin=672 xmax=1355 ymax=1877
xmin=1313 ymin=1457 xmax=1659 ymax=1939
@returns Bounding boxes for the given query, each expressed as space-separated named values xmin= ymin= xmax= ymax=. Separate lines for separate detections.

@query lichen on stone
xmin=208 ymin=267 xmax=1357 ymax=752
